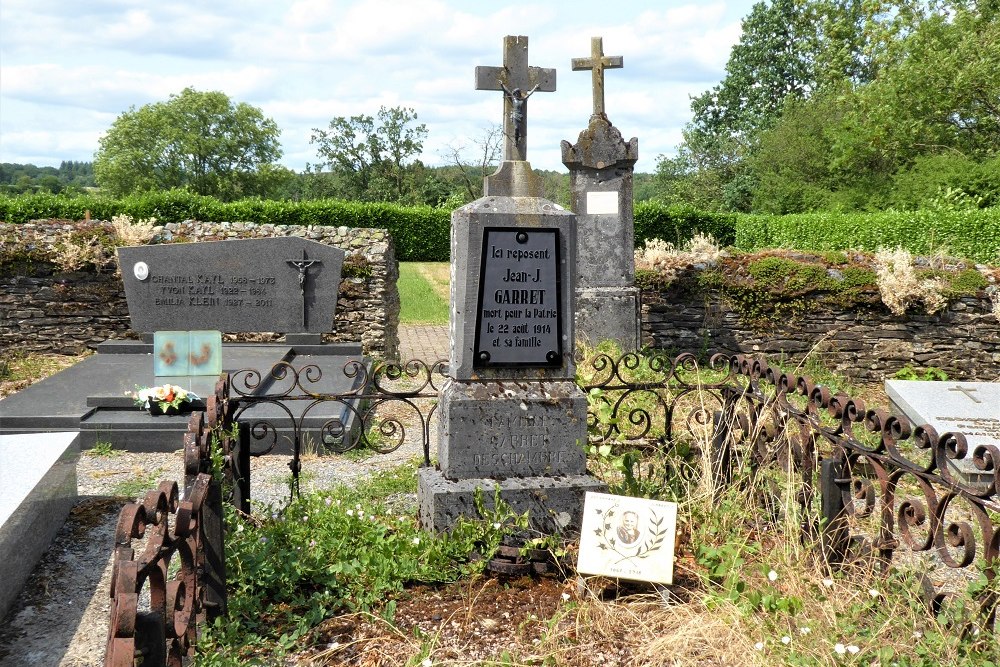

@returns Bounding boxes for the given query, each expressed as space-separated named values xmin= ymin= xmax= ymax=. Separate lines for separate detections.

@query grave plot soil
xmin=287 ymin=568 xmax=719 ymax=667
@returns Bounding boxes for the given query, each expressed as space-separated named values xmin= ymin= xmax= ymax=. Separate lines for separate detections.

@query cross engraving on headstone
xmin=475 ymin=35 xmax=556 ymax=162
xmin=286 ymin=249 xmax=322 ymax=329
xmin=572 ymin=36 xmax=623 ymax=117
xmin=948 ymin=385 xmax=982 ymax=404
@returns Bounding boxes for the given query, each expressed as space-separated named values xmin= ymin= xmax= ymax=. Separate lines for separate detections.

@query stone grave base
xmin=417 ymin=467 xmax=606 ymax=534
xmin=438 ymin=380 xmax=588 ymax=479
xmin=0 ymin=432 xmax=79 ymax=619
xmin=0 ymin=340 xmax=368 ymax=454
xmin=574 ymin=286 xmax=640 ymax=351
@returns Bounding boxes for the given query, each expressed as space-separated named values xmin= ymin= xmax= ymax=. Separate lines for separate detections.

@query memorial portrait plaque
xmin=474 ymin=228 xmax=562 ymax=367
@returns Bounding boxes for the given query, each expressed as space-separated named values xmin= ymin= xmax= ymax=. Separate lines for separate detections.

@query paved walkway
xmin=397 ymin=323 xmax=449 ymax=363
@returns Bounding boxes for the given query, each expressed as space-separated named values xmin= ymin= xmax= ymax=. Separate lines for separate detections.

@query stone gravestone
xmin=561 ymin=37 xmax=641 ymax=351
xmin=886 ymin=379 xmax=1000 ymax=488
xmin=0 ymin=237 xmax=363 ymax=453
xmin=418 ymin=35 xmax=605 ymax=534
xmin=119 ymin=237 xmax=343 ymax=338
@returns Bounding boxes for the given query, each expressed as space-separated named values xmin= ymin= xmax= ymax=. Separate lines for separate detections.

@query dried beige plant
xmin=51 ymin=237 xmax=105 ymax=272
xmin=873 ymin=247 xmax=947 ymax=315
xmin=111 ymin=214 xmax=158 ymax=246
xmin=635 ymin=233 xmax=725 ymax=285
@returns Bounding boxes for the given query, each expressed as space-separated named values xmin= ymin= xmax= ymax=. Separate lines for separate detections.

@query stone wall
xmin=642 ymin=281 xmax=1000 ymax=382
xmin=0 ymin=220 xmax=400 ymax=358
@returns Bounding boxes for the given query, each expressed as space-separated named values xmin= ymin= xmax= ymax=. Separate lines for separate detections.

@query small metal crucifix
xmin=475 ymin=35 xmax=556 ymax=162
xmin=948 ymin=385 xmax=982 ymax=404
xmin=286 ymin=249 xmax=322 ymax=329
xmin=572 ymin=36 xmax=623 ymax=118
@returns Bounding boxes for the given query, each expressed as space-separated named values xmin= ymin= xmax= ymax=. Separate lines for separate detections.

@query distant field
xmin=398 ymin=262 xmax=449 ymax=324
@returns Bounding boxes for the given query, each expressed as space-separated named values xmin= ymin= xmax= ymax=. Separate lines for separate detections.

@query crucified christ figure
xmin=499 ymin=80 xmax=540 ymax=146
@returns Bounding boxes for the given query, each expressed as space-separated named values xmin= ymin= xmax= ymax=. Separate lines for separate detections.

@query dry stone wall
xmin=642 ymin=283 xmax=1000 ymax=382
xmin=0 ymin=220 xmax=400 ymax=358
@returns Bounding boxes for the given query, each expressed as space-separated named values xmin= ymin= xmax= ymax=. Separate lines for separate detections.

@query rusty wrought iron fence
xmin=106 ymin=351 xmax=998 ymax=664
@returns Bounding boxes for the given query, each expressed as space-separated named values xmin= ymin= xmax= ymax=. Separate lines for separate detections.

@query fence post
xmin=200 ymin=477 xmax=227 ymax=619
xmin=820 ymin=457 xmax=850 ymax=568
xmin=233 ymin=421 xmax=251 ymax=515
xmin=710 ymin=408 xmax=732 ymax=499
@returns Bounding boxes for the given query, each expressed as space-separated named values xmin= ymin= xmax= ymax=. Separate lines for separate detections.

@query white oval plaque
xmin=133 ymin=261 xmax=149 ymax=281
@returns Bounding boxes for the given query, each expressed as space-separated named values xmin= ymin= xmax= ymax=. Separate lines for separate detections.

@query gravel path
xmin=0 ymin=324 xmax=448 ymax=666
xmin=0 ymin=417 xmax=433 ymax=667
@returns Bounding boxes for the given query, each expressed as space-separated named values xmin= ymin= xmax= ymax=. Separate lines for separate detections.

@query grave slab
xmin=0 ymin=432 xmax=78 ymax=620
xmin=0 ymin=344 xmax=367 ymax=453
xmin=885 ymin=379 xmax=1000 ymax=487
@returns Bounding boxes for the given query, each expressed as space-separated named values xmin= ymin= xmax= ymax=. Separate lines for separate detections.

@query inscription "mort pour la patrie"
xmin=474 ymin=228 xmax=562 ymax=367
xmin=151 ymin=274 xmax=276 ymax=309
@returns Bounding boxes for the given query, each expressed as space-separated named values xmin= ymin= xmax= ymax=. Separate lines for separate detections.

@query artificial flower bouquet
xmin=130 ymin=384 xmax=199 ymax=413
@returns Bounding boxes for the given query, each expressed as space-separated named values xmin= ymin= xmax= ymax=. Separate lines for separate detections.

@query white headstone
xmin=885 ymin=379 xmax=1000 ymax=486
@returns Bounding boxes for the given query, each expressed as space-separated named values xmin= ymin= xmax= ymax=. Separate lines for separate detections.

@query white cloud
xmin=0 ymin=0 xmax=757 ymax=171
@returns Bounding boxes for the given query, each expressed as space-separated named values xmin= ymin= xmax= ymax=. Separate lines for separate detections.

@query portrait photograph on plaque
xmin=577 ymin=492 xmax=678 ymax=585
xmin=473 ymin=227 xmax=563 ymax=367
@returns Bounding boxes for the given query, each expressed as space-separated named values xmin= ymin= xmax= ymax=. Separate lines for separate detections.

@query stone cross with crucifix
xmin=286 ymin=249 xmax=322 ymax=330
xmin=572 ymin=36 xmax=623 ymax=119
xmin=475 ymin=35 xmax=556 ymax=162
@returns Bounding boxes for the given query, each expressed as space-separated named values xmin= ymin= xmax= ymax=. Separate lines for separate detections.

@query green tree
xmin=310 ymin=106 xmax=427 ymax=202
xmin=93 ymin=87 xmax=282 ymax=200
xmin=750 ymin=3 xmax=1000 ymax=212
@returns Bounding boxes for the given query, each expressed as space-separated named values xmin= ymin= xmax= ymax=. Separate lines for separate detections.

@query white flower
xmin=781 ymin=636 xmax=790 ymax=645
xmin=799 ymin=627 xmax=811 ymax=636
xmin=768 ymin=569 xmax=778 ymax=582
xmin=493 ymin=522 xmax=502 ymax=530
xmin=421 ymin=659 xmax=432 ymax=667
xmin=561 ymin=592 xmax=570 ymax=601
xmin=822 ymin=578 xmax=834 ymax=588
xmin=754 ymin=642 xmax=764 ymax=651
xmin=912 ymin=631 xmax=922 ymax=639
xmin=324 ymin=498 xmax=332 ymax=506
xmin=868 ymin=588 xmax=879 ymax=598
xmin=236 ymin=523 xmax=244 ymax=532
xmin=834 ymin=643 xmax=847 ymax=655
xmin=346 ymin=509 xmax=354 ymax=517
xmin=847 ymin=645 xmax=859 ymax=655
xmin=412 ymin=537 xmax=420 ymax=546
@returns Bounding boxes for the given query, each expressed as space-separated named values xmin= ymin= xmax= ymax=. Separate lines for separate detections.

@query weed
xmin=111 ymin=468 xmax=163 ymax=499
xmin=894 ymin=365 xmax=949 ymax=381
xmin=86 ymin=441 xmax=121 ymax=457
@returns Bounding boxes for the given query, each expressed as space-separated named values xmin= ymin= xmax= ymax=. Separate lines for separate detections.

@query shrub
xmin=0 ymin=191 xmax=451 ymax=261
xmin=735 ymin=208 xmax=1000 ymax=264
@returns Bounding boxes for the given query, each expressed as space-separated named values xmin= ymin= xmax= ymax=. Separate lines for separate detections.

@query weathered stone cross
xmin=475 ymin=35 xmax=556 ymax=162
xmin=948 ymin=385 xmax=982 ymax=404
xmin=572 ymin=36 xmax=623 ymax=118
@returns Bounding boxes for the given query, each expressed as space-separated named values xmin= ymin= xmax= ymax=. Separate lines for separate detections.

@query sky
xmin=0 ymin=0 xmax=759 ymax=175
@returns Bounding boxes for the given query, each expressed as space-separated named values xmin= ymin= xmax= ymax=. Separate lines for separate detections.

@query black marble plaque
xmin=474 ymin=228 xmax=562 ymax=366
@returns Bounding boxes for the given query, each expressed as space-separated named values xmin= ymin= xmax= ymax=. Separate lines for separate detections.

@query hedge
xmin=734 ymin=208 xmax=1000 ymax=264
xmin=0 ymin=190 xmax=451 ymax=262
xmin=3 ymin=192 xmax=997 ymax=264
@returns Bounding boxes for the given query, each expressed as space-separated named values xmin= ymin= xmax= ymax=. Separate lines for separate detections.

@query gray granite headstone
xmin=561 ymin=37 xmax=641 ymax=351
xmin=118 ymin=237 xmax=344 ymax=333
xmin=418 ymin=36 xmax=606 ymax=535
xmin=885 ymin=379 xmax=1000 ymax=487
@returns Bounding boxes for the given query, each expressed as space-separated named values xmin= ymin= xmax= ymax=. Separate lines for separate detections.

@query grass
xmin=198 ymin=398 xmax=1000 ymax=665
xmin=0 ymin=350 xmax=90 ymax=399
xmin=399 ymin=262 xmax=449 ymax=324
xmin=110 ymin=467 xmax=164 ymax=499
